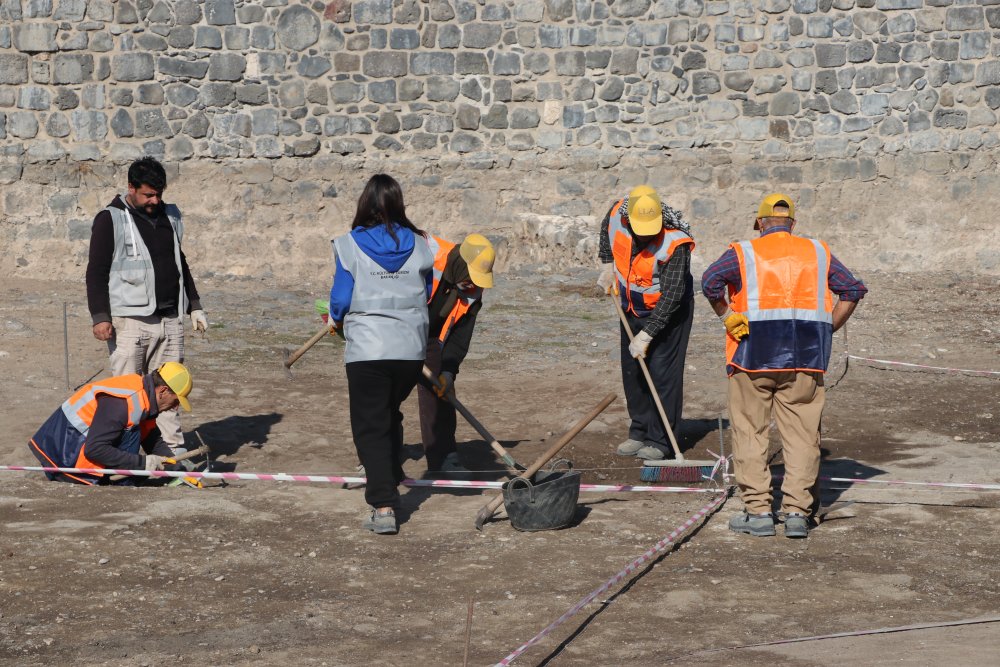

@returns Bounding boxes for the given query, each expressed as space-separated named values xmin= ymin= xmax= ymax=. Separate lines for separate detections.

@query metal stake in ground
xmin=474 ymin=392 xmax=617 ymax=531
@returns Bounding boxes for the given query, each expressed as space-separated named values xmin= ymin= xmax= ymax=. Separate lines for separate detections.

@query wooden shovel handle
xmin=421 ymin=366 xmax=524 ymax=473
xmin=610 ymin=291 xmax=684 ymax=461
xmin=284 ymin=325 xmax=331 ymax=368
xmin=474 ymin=391 xmax=617 ymax=530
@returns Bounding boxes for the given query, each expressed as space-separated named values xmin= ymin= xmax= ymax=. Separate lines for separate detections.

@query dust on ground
xmin=1 ymin=269 xmax=999 ymax=666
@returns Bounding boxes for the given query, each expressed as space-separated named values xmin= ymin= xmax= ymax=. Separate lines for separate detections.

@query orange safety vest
xmin=29 ymin=374 xmax=156 ymax=484
xmin=607 ymin=199 xmax=695 ymax=317
xmin=726 ymin=232 xmax=834 ymax=374
xmin=427 ymin=235 xmax=482 ymax=345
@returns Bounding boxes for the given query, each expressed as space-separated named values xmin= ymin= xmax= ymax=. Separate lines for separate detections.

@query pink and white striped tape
xmin=848 ymin=354 xmax=1000 ymax=378
xmin=0 ymin=465 xmax=720 ymax=494
xmin=494 ymin=489 xmax=732 ymax=666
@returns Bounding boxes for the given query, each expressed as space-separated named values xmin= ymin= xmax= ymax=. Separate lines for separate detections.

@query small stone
xmin=214 ymin=575 xmax=225 ymax=581
xmin=98 ymin=558 xmax=110 ymax=565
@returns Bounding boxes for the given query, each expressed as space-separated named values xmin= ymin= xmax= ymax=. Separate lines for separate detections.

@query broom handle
xmin=611 ymin=290 xmax=685 ymax=461
xmin=475 ymin=392 xmax=616 ymax=529
xmin=421 ymin=366 xmax=524 ymax=473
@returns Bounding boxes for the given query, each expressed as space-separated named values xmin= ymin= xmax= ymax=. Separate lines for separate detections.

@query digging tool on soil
xmin=421 ymin=366 xmax=525 ymax=474
xmin=474 ymin=392 xmax=617 ymax=530
xmin=609 ymin=287 xmax=715 ymax=482
xmin=282 ymin=325 xmax=333 ymax=377
xmin=109 ymin=445 xmax=209 ymax=482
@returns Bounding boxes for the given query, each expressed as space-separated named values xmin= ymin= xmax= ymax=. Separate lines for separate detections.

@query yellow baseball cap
xmin=459 ymin=233 xmax=495 ymax=289
xmin=158 ymin=361 xmax=192 ymax=411
xmin=756 ymin=193 xmax=795 ymax=229
xmin=626 ymin=185 xmax=663 ymax=236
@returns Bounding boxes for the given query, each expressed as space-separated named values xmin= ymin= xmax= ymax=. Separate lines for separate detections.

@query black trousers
xmin=620 ymin=298 xmax=694 ymax=451
xmin=346 ymin=359 xmax=422 ymax=508
xmin=416 ymin=340 xmax=458 ymax=471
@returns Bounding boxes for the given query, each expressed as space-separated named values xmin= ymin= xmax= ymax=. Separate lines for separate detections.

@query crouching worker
xmin=28 ymin=362 xmax=194 ymax=485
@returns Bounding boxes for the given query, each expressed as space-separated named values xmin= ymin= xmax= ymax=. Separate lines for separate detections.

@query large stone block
xmin=945 ymin=6 xmax=984 ymax=30
xmin=277 ymin=6 xmax=320 ymax=50
xmin=815 ymin=44 xmax=846 ymax=68
xmin=493 ymin=53 xmax=521 ymax=75
xmin=157 ymin=56 xmax=209 ymax=79
xmin=354 ymin=0 xmax=393 ymax=24
xmin=511 ymin=108 xmax=541 ymax=128
xmin=0 ymin=54 xmax=28 ymax=84
xmin=195 ymin=27 xmax=223 ymax=49
xmin=363 ymin=52 xmax=407 ymax=77
xmin=960 ymin=32 xmax=989 ymax=60
xmin=463 ymin=23 xmax=502 ymax=48
xmin=204 ymin=0 xmax=236 ymax=25
xmin=208 ymin=53 xmax=245 ymax=81
xmin=410 ymin=52 xmax=455 ymax=75
xmin=54 ymin=0 xmax=87 ymax=20
xmin=610 ymin=49 xmax=639 ymax=74
xmin=555 ymin=51 xmax=586 ymax=76
xmin=9 ymin=111 xmax=39 ymax=138
xmin=976 ymin=61 xmax=1000 ymax=86
xmin=13 ymin=23 xmax=57 ymax=52
xmin=200 ymin=82 xmax=235 ymax=106
xmin=390 ymin=28 xmax=420 ymax=49
xmin=933 ymin=108 xmax=967 ymax=129
xmin=426 ymin=75 xmax=460 ymax=101
xmin=18 ymin=86 xmax=50 ymax=110
xmin=72 ymin=109 xmax=108 ymax=140
xmin=545 ymin=0 xmax=574 ymax=20
xmin=113 ymin=53 xmax=155 ymax=81
xmin=111 ymin=108 xmax=134 ymax=137
xmin=297 ymin=56 xmax=331 ymax=78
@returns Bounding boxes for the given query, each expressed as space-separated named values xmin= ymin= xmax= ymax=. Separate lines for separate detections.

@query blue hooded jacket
xmin=329 ymin=223 xmax=433 ymax=323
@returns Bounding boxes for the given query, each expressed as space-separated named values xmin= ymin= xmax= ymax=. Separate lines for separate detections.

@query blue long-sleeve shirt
xmin=329 ymin=223 xmax=433 ymax=322
xmin=701 ymin=226 xmax=868 ymax=302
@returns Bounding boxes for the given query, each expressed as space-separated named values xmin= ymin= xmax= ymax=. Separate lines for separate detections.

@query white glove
xmin=596 ymin=265 xmax=614 ymax=294
xmin=191 ymin=309 xmax=208 ymax=333
xmin=144 ymin=454 xmax=171 ymax=471
xmin=628 ymin=330 xmax=654 ymax=359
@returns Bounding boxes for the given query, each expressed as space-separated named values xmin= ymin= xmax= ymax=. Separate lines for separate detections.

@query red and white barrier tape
xmin=0 ymin=465 xmax=721 ymax=494
xmin=848 ymin=354 xmax=1000 ymax=378
xmin=814 ymin=474 xmax=1000 ymax=492
xmin=494 ymin=489 xmax=732 ymax=666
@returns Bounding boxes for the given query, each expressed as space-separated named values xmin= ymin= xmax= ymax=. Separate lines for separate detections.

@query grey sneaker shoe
xmin=635 ymin=444 xmax=668 ymax=461
xmin=784 ymin=513 xmax=810 ymax=539
xmin=615 ymin=438 xmax=646 ymax=456
xmin=363 ymin=508 xmax=398 ymax=535
xmin=728 ymin=512 xmax=776 ymax=537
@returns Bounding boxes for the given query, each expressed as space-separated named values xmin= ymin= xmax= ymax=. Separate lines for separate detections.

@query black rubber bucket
xmin=502 ymin=460 xmax=581 ymax=531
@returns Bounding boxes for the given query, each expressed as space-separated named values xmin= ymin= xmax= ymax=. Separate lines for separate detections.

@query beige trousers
xmin=109 ymin=314 xmax=185 ymax=446
xmin=728 ymin=371 xmax=824 ymax=516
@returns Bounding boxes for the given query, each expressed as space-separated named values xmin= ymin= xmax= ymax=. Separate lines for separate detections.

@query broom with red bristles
xmin=610 ymin=285 xmax=716 ymax=482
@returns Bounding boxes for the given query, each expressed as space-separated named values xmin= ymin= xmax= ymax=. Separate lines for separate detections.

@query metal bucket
xmin=502 ymin=460 xmax=581 ymax=531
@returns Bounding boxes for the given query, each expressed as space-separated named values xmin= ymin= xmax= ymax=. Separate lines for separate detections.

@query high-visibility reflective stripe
xmin=61 ymin=383 xmax=145 ymax=434
xmin=747 ymin=308 xmax=833 ymax=323
xmin=740 ymin=239 xmax=830 ymax=322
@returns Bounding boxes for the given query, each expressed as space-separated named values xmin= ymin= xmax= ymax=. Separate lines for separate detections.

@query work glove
xmin=628 ymin=330 xmax=653 ymax=359
xmin=144 ymin=455 xmax=175 ymax=472
xmin=434 ymin=371 xmax=455 ymax=399
xmin=191 ymin=310 xmax=208 ymax=333
xmin=328 ymin=320 xmax=344 ymax=339
xmin=721 ymin=309 xmax=750 ymax=341
xmin=596 ymin=265 xmax=614 ymax=294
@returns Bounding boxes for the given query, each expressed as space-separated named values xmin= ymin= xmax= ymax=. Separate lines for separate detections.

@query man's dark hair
xmin=128 ymin=156 xmax=167 ymax=191
xmin=151 ymin=370 xmax=167 ymax=388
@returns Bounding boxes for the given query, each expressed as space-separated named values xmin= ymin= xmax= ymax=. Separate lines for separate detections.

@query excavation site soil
xmin=1 ymin=269 xmax=998 ymax=666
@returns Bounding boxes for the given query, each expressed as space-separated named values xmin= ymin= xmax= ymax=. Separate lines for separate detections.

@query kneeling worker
xmin=28 ymin=362 xmax=194 ymax=485
xmin=418 ymin=233 xmax=495 ymax=475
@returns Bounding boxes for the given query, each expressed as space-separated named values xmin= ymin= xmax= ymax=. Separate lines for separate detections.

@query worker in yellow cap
xmin=417 ymin=233 xmax=496 ymax=476
xmin=701 ymin=193 xmax=867 ymax=539
xmin=27 ymin=362 xmax=194 ymax=485
xmin=597 ymin=185 xmax=696 ymax=461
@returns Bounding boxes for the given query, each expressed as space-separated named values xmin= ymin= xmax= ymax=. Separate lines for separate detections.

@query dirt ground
xmin=1 ymin=268 xmax=999 ymax=666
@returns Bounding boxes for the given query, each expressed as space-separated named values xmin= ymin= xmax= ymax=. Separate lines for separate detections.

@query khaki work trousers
xmin=728 ymin=370 xmax=824 ymax=516
xmin=109 ymin=314 xmax=185 ymax=446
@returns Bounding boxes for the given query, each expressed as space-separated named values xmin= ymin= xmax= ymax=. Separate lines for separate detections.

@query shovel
xmin=420 ymin=367 xmax=525 ymax=474
xmin=474 ymin=392 xmax=616 ymax=530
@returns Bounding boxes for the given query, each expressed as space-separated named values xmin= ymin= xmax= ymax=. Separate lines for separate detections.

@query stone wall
xmin=1 ymin=0 xmax=999 ymax=282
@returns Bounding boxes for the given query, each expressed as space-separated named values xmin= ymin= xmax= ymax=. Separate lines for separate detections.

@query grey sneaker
xmin=728 ymin=512 xmax=776 ymax=537
xmin=784 ymin=513 xmax=810 ymax=539
xmin=635 ymin=444 xmax=668 ymax=461
xmin=363 ymin=508 xmax=398 ymax=535
xmin=616 ymin=438 xmax=646 ymax=456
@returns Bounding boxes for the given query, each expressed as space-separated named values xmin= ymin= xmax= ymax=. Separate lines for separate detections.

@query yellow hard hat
xmin=459 ymin=233 xmax=495 ymax=289
xmin=158 ymin=361 xmax=192 ymax=411
xmin=756 ymin=193 xmax=795 ymax=229
xmin=626 ymin=185 xmax=663 ymax=236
